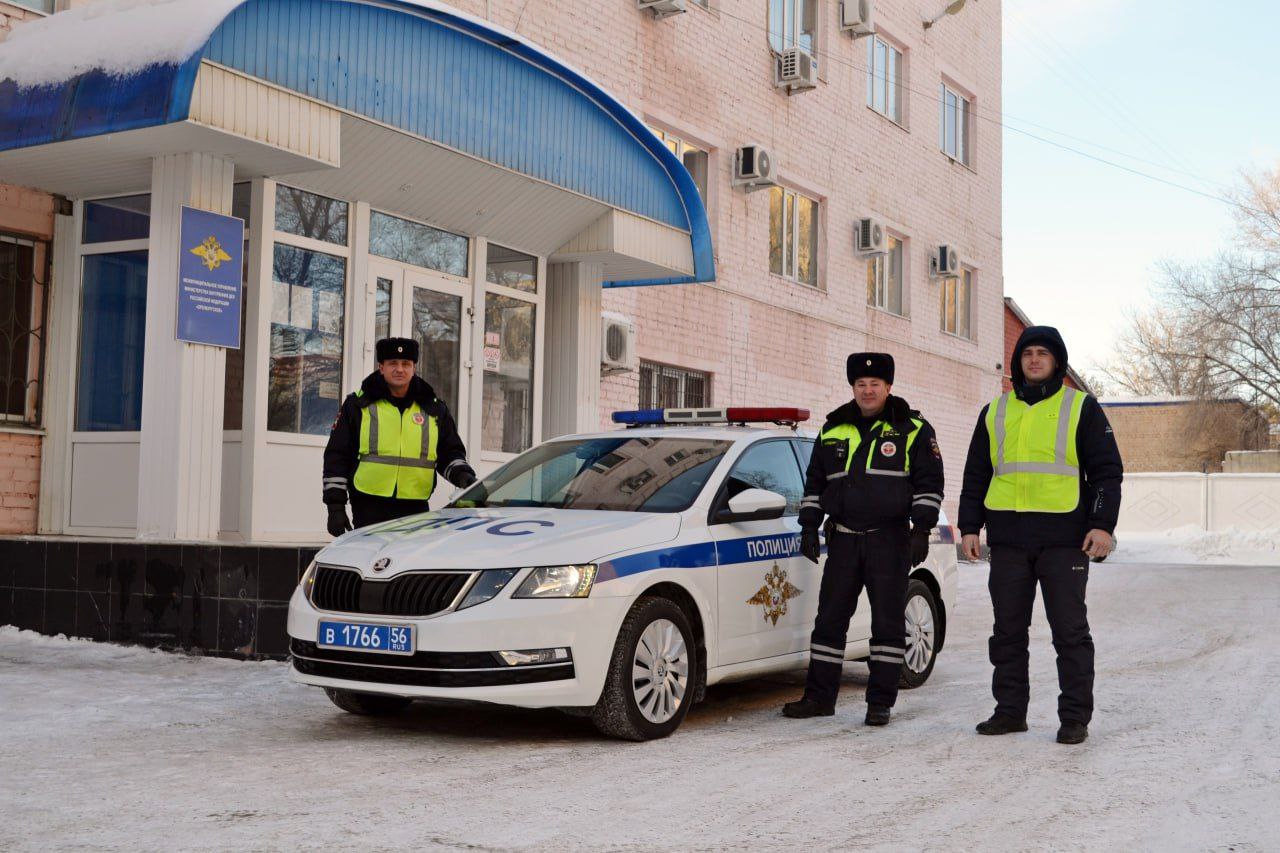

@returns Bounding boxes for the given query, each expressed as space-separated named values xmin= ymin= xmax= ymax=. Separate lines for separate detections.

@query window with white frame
xmin=866 ymin=35 xmax=903 ymax=123
xmin=866 ymin=235 xmax=904 ymax=315
xmin=481 ymin=244 xmax=539 ymax=455
xmin=940 ymin=82 xmax=972 ymax=165
xmin=639 ymin=361 xmax=710 ymax=410
xmin=650 ymin=127 xmax=710 ymax=209
xmin=768 ymin=0 xmax=815 ymax=53
xmin=769 ymin=186 xmax=819 ymax=287
xmin=941 ymin=267 xmax=973 ymax=339
xmin=268 ymin=185 xmax=349 ymax=436
xmin=1 ymin=232 xmax=48 ymax=428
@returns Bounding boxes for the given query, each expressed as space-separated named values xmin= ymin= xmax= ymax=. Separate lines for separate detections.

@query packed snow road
xmin=2 ymin=561 xmax=1277 ymax=852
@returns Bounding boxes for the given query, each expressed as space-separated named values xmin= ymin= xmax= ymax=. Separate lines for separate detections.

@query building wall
xmin=1103 ymin=401 xmax=1268 ymax=473
xmin=0 ymin=2 xmax=41 ymax=38
xmin=446 ymin=0 xmax=1005 ymax=525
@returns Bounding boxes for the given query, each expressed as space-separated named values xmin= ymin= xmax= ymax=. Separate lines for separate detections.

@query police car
xmin=287 ymin=407 xmax=958 ymax=740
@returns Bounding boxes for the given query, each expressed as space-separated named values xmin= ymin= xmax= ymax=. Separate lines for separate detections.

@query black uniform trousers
xmin=988 ymin=545 xmax=1094 ymax=724
xmin=350 ymin=492 xmax=430 ymax=529
xmin=804 ymin=526 xmax=909 ymax=708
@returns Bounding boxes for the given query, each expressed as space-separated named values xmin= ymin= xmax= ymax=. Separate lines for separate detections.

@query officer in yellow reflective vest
xmin=783 ymin=353 xmax=945 ymax=727
xmin=959 ymin=326 xmax=1123 ymax=745
xmin=323 ymin=337 xmax=476 ymax=535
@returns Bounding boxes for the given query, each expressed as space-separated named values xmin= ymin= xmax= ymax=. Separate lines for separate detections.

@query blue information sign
xmin=176 ymin=205 xmax=245 ymax=348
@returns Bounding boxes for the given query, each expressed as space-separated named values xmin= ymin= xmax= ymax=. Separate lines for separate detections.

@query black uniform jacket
xmin=322 ymin=371 xmax=474 ymax=507
xmin=799 ymin=395 xmax=945 ymax=534
xmin=958 ymin=327 xmax=1124 ymax=548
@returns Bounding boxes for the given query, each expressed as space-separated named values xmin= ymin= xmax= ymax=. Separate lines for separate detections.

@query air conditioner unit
xmin=839 ymin=0 xmax=875 ymax=36
xmin=733 ymin=144 xmax=778 ymax=190
xmin=777 ymin=47 xmax=817 ymax=92
xmin=638 ymin=0 xmax=687 ymax=18
xmin=601 ymin=312 xmax=637 ymax=373
xmin=931 ymin=244 xmax=962 ymax=277
xmin=855 ymin=217 xmax=887 ymax=255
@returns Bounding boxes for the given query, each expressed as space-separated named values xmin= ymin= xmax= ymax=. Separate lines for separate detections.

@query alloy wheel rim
xmin=904 ymin=594 xmax=936 ymax=674
xmin=632 ymin=618 xmax=689 ymax=724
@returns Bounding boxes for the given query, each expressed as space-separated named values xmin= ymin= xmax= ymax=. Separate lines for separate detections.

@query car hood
xmin=316 ymin=507 xmax=682 ymax=576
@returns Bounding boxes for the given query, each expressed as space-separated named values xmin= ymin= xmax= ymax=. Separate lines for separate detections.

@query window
xmin=1 ymin=234 xmax=48 ymax=426
xmin=866 ymin=235 xmax=903 ymax=315
xmin=275 ymin=185 xmax=348 ymax=245
xmin=768 ymin=0 xmax=815 ymax=53
xmin=82 ymin=195 xmax=150 ymax=244
xmin=769 ymin=187 xmax=819 ymax=287
xmin=941 ymin=82 xmax=971 ymax=165
xmin=721 ymin=440 xmax=805 ymax=516
xmin=222 ymin=182 xmax=252 ymax=430
xmin=639 ymin=361 xmax=710 ymax=410
xmin=941 ymin=268 xmax=973 ymax=339
xmin=268 ymin=244 xmax=346 ymax=435
xmin=650 ymin=127 xmax=710 ymax=209
xmin=866 ymin=35 xmax=903 ymax=123
xmin=76 ymin=251 xmax=148 ymax=431
xmin=481 ymin=245 xmax=539 ymax=455
xmin=370 ymin=211 xmax=468 ymax=278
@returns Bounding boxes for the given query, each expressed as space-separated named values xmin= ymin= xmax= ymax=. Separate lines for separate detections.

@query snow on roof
xmin=1100 ymin=395 xmax=1245 ymax=407
xmin=0 ymin=0 xmax=245 ymax=89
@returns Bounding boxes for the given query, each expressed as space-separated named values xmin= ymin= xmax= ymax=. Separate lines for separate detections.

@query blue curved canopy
xmin=0 ymin=0 xmax=712 ymax=285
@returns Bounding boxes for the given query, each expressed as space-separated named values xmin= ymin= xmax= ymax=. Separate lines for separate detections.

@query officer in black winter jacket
xmin=323 ymin=337 xmax=476 ymax=536
xmin=782 ymin=353 xmax=945 ymax=727
xmin=959 ymin=325 xmax=1123 ymax=745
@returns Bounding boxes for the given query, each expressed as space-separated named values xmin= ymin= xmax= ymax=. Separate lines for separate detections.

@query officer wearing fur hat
xmin=322 ymin=337 xmax=476 ymax=535
xmin=783 ymin=353 xmax=945 ymax=726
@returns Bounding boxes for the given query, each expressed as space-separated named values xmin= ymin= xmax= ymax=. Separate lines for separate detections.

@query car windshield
xmin=451 ymin=437 xmax=733 ymax=512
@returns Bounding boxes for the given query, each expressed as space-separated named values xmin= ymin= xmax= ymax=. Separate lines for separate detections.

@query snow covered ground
xmin=2 ymin=561 xmax=1278 ymax=852
xmin=1110 ymin=526 xmax=1280 ymax=567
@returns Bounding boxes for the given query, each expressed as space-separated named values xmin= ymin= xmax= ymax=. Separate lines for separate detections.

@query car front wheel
xmin=592 ymin=596 xmax=698 ymax=741
xmin=899 ymin=578 xmax=939 ymax=688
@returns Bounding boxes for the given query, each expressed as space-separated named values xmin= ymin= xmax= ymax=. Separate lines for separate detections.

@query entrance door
xmin=368 ymin=261 xmax=472 ymax=505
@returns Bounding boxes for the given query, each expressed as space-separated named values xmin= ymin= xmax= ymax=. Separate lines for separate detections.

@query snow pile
xmin=0 ymin=0 xmax=245 ymax=88
xmin=1111 ymin=525 xmax=1280 ymax=566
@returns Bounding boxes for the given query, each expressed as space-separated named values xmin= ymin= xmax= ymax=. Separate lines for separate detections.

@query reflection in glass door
xmin=409 ymin=286 xmax=462 ymax=417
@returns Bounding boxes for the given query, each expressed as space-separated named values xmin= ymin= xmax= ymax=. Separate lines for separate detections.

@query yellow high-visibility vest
xmin=983 ymin=386 xmax=1086 ymax=513
xmin=820 ymin=417 xmax=924 ymax=479
xmin=352 ymin=397 xmax=439 ymax=500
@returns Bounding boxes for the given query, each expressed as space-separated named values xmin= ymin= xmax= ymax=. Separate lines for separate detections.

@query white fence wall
xmin=1117 ymin=473 xmax=1280 ymax=534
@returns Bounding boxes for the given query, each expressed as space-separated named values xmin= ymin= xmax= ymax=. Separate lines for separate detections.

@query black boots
xmin=975 ymin=713 xmax=1028 ymax=735
xmin=864 ymin=704 xmax=891 ymax=726
xmin=1057 ymin=721 xmax=1088 ymax=744
xmin=782 ymin=697 xmax=835 ymax=718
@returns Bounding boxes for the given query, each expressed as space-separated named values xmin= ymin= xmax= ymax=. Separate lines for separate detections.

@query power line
xmin=710 ymin=4 xmax=1254 ymax=214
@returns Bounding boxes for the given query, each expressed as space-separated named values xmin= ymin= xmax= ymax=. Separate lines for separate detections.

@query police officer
xmin=323 ymin=337 xmax=477 ymax=535
xmin=782 ymin=353 xmax=945 ymax=726
xmin=959 ymin=326 xmax=1123 ymax=745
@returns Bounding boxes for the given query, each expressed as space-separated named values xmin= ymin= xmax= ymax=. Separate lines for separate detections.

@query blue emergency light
xmin=611 ymin=407 xmax=810 ymax=426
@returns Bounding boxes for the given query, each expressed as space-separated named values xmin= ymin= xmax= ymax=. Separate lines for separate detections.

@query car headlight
xmin=300 ymin=559 xmax=318 ymax=591
xmin=511 ymin=564 xmax=597 ymax=599
xmin=457 ymin=568 xmax=520 ymax=610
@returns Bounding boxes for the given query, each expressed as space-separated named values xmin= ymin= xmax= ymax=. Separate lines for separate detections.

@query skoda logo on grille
xmin=372 ymin=557 xmax=392 ymax=573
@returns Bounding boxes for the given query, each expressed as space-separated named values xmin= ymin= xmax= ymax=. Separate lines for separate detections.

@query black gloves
xmin=327 ymin=504 xmax=352 ymax=537
xmin=800 ymin=528 xmax=821 ymax=564
xmin=910 ymin=528 xmax=930 ymax=567
xmin=453 ymin=469 xmax=477 ymax=489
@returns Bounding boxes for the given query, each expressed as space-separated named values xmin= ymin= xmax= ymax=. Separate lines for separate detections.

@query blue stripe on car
xmin=596 ymin=532 xmax=816 ymax=583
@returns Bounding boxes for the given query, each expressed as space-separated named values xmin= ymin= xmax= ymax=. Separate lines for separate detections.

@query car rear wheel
xmin=324 ymin=688 xmax=413 ymax=716
xmin=592 ymin=596 xmax=697 ymax=741
xmin=899 ymin=578 xmax=939 ymax=688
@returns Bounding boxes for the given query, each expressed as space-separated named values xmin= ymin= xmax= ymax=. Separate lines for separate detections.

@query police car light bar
xmin=612 ymin=407 xmax=810 ymax=426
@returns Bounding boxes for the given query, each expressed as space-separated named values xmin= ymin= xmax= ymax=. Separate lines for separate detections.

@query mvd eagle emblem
xmin=747 ymin=563 xmax=803 ymax=626
xmin=189 ymin=235 xmax=233 ymax=271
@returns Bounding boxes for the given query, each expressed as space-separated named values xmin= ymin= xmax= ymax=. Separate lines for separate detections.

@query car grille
xmin=310 ymin=565 xmax=470 ymax=617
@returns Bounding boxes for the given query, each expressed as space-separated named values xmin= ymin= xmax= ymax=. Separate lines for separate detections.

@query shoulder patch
xmin=929 ymin=436 xmax=942 ymax=458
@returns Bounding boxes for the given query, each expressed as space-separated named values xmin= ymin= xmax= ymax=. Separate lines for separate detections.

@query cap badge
xmin=866 ymin=359 xmax=872 ymax=366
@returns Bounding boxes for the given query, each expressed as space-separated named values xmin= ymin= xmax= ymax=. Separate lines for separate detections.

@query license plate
xmin=317 ymin=621 xmax=414 ymax=655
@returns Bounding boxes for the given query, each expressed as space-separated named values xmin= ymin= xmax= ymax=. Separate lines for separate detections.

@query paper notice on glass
xmin=271 ymin=280 xmax=291 ymax=325
xmin=290 ymin=285 xmax=313 ymax=329
xmin=318 ymin=380 xmax=340 ymax=399
xmin=483 ymin=344 xmax=501 ymax=372
xmin=317 ymin=290 xmax=341 ymax=335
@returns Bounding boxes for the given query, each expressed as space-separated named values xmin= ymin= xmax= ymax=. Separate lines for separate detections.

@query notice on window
xmin=176 ymin=206 xmax=245 ymax=348
xmin=483 ymin=331 xmax=501 ymax=372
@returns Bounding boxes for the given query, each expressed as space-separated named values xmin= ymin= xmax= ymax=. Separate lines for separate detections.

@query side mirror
xmin=716 ymin=488 xmax=787 ymax=524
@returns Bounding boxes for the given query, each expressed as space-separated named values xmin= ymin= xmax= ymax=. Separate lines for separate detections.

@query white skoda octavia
xmin=288 ymin=407 xmax=958 ymax=740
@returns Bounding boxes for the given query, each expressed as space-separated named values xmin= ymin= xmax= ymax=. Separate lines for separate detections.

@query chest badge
xmin=880 ymin=441 xmax=898 ymax=457
xmin=412 ymin=412 xmax=425 ymax=425
xmin=747 ymin=564 xmax=803 ymax=626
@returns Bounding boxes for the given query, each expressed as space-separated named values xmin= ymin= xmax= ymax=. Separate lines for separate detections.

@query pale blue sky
xmin=1002 ymin=0 xmax=1280 ymax=381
